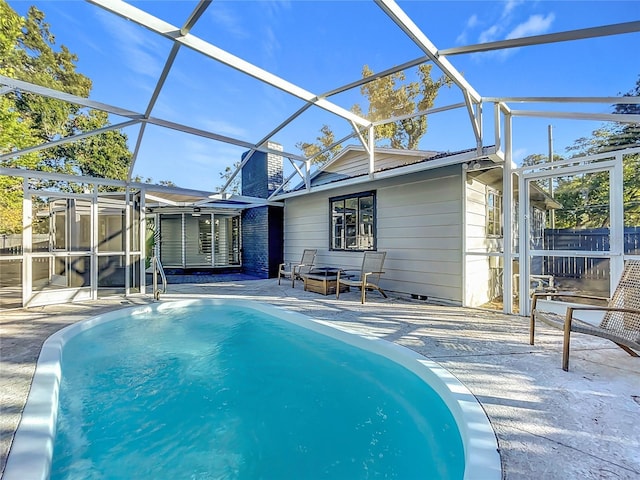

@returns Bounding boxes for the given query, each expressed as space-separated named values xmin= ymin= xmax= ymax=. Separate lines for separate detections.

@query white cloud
xmin=94 ymin=9 xmax=163 ymax=78
xmin=456 ymin=14 xmax=480 ymax=45
xmin=512 ymin=147 xmax=528 ymax=164
xmin=455 ymin=32 xmax=466 ymax=45
xmin=201 ymin=119 xmax=248 ymax=139
xmin=502 ymin=0 xmax=525 ymax=19
xmin=507 ymin=13 xmax=556 ymax=39
xmin=262 ymin=26 xmax=281 ymax=62
xmin=207 ymin=4 xmax=249 ymax=40
xmin=479 ymin=25 xmax=501 ymax=44
xmin=469 ymin=9 xmax=555 ymax=63
xmin=263 ymin=0 xmax=292 ymax=19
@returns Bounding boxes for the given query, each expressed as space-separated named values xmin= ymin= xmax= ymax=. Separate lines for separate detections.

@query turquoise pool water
xmin=50 ymin=302 xmax=465 ymax=479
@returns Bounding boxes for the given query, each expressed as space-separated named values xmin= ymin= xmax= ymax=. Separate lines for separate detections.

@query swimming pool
xmin=5 ymin=298 xmax=500 ymax=479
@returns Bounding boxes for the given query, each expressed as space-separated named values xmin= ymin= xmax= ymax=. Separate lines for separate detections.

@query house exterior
xmin=278 ymin=145 xmax=555 ymax=308
xmin=2 ymin=145 xmax=633 ymax=312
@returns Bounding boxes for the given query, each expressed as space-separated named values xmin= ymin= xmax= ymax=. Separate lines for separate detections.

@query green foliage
xmin=218 ymin=161 xmax=241 ymax=194
xmin=0 ymin=1 xmax=137 ymax=232
xmin=0 ymin=174 xmax=23 ymax=234
xmin=552 ymin=173 xmax=610 ymax=228
xmin=297 ymin=64 xmax=451 ymax=163
xmin=523 ymin=75 xmax=640 ymax=228
xmin=1 ymin=1 xmax=133 ymax=173
xmin=354 ymin=64 xmax=451 ymax=150
xmin=59 ymin=110 xmax=131 ymax=180
xmin=534 ymin=147 xmax=639 ymax=229
xmin=295 ymin=125 xmax=342 ymax=165
xmin=0 ymin=0 xmax=23 ymax=77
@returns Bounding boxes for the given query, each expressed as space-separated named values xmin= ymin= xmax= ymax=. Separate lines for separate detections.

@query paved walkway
xmin=1 ymin=278 xmax=639 ymax=479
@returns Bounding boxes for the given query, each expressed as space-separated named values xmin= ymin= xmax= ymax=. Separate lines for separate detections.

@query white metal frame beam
xmin=223 ymin=55 xmax=441 ymax=194
xmin=3 ymin=1 xmax=637 ymax=205
xmin=0 ymin=75 xmax=143 ymax=118
xmin=375 ymin=0 xmax=483 ymax=148
xmin=374 ymin=0 xmax=481 ymax=103
xmin=510 ymin=110 xmax=640 ymax=123
xmin=0 ymin=119 xmax=140 ymax=162
xmin=0 ymin=75 xmax=305 ymax=162
xmin=0 ymin=166 xmax=280 ymax=207
xmin=128 ymin=0 xmax=212 ymax=181
xmin=87 ymin=0 xmax=371 ymax=129
xmin=440 ymin=21 xmax=640 ymax=56
xmin=484 ymin=96 xmax=640 ymax=104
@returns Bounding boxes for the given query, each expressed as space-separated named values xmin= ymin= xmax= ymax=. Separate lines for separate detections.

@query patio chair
xmin=278 ymin=249 xmax=317 ymax=288
xmin=530 ymin=260 xmax=640 ymax=371
xmin=336 ymin=251 xmax=387 ymax=304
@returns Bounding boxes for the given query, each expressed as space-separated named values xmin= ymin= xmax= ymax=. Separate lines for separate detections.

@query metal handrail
xmin=151 ymin=256 xmax=167 ymax=300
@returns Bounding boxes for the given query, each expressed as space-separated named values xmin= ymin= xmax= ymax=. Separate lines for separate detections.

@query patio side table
xmin=302 ymin=267 xmax=350 ymax=296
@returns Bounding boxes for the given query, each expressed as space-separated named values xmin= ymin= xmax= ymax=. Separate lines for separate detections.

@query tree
xmin=0 ymin=1 xmax=38 ymax=233
xmin=297 ymin=64 xmax=451 ymax=164
xmin=218 ymin=161 xmax=241 ymax=194
xmin=295 ymin=124 xmax=342 ymax=165
xmin=354 ymin=64 xmax=451 ymax=150
xmin=0 ymin=1 xmax=134 ymax=232
xmin=559 ymin=76 xmax=640 ymax=227
xmin=524 ymin=75 xmax=640 ymax=228
xmin=58 ymin=110 xmax=131 ymax=180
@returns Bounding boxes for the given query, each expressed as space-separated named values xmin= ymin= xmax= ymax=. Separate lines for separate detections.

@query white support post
xmin=503 ymin=113 xmax=514 ymax=314
xmin=140 ymin=187 xmax=147 ymax=294
xmin=124 ymin=188 xmax=131 ymax=296
xmin=22 ymin=178 xmax=32 ymax=307
xmin=91 ymin=185 xmax=98 ymax=300
xmin=181 ymin=213 xmax=186 ymax=268
xmin=352 ymin=120 xmax=370 ymax=154
xmin=464 ymin=92 xmax=482 ymax=150
xmin=368 ymin=125 xmax=375 ymax=177
xmin=461 ymin=163 xmax=468 ymax=308
xmin=515 ymin=120 xmax=530 ymax=315
xmin=493 ymin=103 xmax=502 ymax=156
xmin=210 ymin=212 xmax=215 ymax=268
xmin=610 ymin=152 xmax=625 ymax=285
xmin=475 ymin=100 xmax=483 ymax=152
xmin=305 ymin=159 xmax=311 ymax=190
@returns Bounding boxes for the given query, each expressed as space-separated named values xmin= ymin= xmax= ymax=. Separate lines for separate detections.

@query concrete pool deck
xmin=1 ymin=277 xmax=639 ymax=479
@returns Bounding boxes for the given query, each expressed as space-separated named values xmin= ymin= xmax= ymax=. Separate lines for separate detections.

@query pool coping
xmin=4 ymin=298 xmax=501 ymax=480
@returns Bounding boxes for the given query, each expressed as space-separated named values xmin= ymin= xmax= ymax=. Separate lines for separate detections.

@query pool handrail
xmin=151 ymin=256 xmax=167 ymax=300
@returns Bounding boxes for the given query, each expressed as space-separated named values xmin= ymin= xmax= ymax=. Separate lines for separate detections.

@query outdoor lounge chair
xmin=530 ymin=259 xmax=640 ymax=371
xmin=336 ymin=251 xmax=387 ymax=304
xmin=278 ymin=249 xmax=317 ymax=288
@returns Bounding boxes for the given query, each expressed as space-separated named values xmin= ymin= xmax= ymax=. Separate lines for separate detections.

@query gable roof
xmin=321 ymin=145 xmax=441 ymax=173
xmin=281 ymin=145 xmax=501 ymax=198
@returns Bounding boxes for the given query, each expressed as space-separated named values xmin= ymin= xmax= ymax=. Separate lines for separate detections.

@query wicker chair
xmin=336 ymin=251 xmax=387 ymax=304
xmin=530 ymin=260 xmax=640 ymax=371
xmin=278 ymin=249 xmax=316 ymax=288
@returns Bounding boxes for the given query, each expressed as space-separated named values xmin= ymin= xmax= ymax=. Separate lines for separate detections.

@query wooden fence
xmin=542 ymin=227 xmax=640 ymax=279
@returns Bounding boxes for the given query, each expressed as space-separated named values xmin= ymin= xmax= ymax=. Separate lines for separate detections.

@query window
xmin=330 ymin=191 xmax=376 ymax=251
xmin=531 ymin=207 xmax=545 ymax=247
xmin=486 ymin=188 xmax=503 ymax=237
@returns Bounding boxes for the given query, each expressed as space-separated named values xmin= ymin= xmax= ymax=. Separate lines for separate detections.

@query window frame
xmin=329 ymin=191 xmax=377 ymax=252
xmin=486 ymin=188 xmax=503 ymax=238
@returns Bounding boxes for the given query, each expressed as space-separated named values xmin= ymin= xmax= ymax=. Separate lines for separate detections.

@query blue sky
xmin=8 ymin=0 xmax=640 ymax=191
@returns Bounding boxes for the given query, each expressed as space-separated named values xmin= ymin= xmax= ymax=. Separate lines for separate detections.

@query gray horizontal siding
xmin=283 ymin=169 xmax=464 ymax=304
xmin=325 ymin=152 xmax=425 ymax=176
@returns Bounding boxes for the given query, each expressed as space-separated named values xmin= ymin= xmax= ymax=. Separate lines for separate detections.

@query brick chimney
xmin=241 ymin=142 xmax=284 ymax=278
